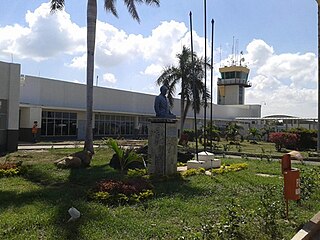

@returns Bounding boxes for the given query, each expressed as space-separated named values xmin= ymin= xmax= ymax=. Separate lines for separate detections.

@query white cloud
xmin=241 ymin=39 xmax=317 ymax=117
xmin=0 ymin=3 xmax=85 ymax=61
xmin=246 ymin=39 xmax=274 ymax=67
xmin=142 ymin=64 xmax=163 ymax=76
xmin=1 ymin=4 xmax=317 ymax=118
xmin=102 ymin=73 xmax=117 ymax=84
xmin=0 ymin=4 xmax=205 ymax=75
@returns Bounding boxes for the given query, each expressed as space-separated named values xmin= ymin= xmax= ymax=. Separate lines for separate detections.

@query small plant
xmin=299 ymin=167 xmax=320 ymax=201
xmin=214 ymin=200 xmax=247 ymax=239
xmin=258 ymin=186 xmax=283 ymax=239
xmin=177 ymin=162 xmax=186 ymax=167
xmin=0 ymin=162 xmax=21 ymax=178
xmin=236 ymin=145 xmax=242 ymax=152
xmin=222 ymin=144 xmax=229 ymax=152
xmin=127 ymin=168 xmax=147 ymax=178
xmin=106 ymin=138 xmax=144 ymax=172
xmin=89 ymin=178 xmax=154 ymax=205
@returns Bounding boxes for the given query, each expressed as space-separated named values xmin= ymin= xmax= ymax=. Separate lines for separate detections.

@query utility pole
xmin=203 ymin=0 xmax=207 ymax=151
xmin=316 ymin=1 xmax=320 ymax=152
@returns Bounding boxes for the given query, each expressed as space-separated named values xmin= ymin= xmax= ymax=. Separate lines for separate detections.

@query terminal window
xmin=41 ymin=111 xmax=77 ymax=136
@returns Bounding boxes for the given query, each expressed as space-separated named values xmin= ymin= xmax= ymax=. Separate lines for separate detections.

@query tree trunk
xmin=84 ymin=0 xmax=97 ymax=155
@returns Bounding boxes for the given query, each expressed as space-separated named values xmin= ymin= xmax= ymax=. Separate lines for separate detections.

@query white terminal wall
xmin=0 ymin=61 xmax=20 ymax=130
xmin=20 ymin=76 xmax=261 ymax=123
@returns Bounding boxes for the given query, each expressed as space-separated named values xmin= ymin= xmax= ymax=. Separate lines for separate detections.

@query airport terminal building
xmin=0 ymin=61 xmax=261 ymax=152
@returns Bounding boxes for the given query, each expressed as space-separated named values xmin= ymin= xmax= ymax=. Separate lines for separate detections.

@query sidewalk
xmin=18 ymin=141 xmax=99 ymax=150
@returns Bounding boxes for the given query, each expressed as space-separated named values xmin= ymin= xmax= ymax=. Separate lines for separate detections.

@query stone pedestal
xmin=187 ymin=151 xmax=221 ymax=170
xmin=148 ymin=118 xmax=178 ymax=176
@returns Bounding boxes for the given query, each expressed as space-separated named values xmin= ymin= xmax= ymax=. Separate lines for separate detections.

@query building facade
xmin=0 ymin=61 xmax=262 ymax=148
xmin=0 ymin=61 xmax=20 ymax=152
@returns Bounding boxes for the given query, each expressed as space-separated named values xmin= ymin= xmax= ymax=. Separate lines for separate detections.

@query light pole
xmin=203 ymin=0 xmax=207 ymax=151
xmin=316 ymin=0 xmax=320 ymax=152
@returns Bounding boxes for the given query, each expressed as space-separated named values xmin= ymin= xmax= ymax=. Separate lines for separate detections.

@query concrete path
xmin=18 ymin=142 xmax=100 ymax=150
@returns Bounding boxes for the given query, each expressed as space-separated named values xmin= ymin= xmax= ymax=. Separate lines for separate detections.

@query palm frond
xmin=50 ymin=0 xmax=65 ymax=12
xmin=124 ymin=0 xmax=140 ymax=22
xmin=105 ymin=0 xmax=118 ymax=17
xmin=145 ymin=0 xmax=160 ymax=6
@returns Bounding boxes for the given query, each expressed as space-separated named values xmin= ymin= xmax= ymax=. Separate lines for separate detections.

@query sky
xmin=0 ymin=0 xmax=318 ymax=118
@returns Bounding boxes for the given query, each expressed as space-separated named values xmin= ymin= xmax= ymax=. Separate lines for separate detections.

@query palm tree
xmin=248 ymin=127 xmax=261 ymax=143
xmin=156 ymin=46 xmax=209 ymax=134
xmin=225 ymin=122 xmax=243 ymax=142
xmin=50 ymin=0 xmax=160 ymax=157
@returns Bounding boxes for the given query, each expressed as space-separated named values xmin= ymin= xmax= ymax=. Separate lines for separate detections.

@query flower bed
xmin=0 ymin=162 xmax=21 ymax=177
xmin=89 ymin=178 xmax=154 ymax=205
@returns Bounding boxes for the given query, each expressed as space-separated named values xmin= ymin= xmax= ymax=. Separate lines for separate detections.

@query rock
xmin=56 ymin=156 xmax=82 ymax=168
xmin=54 ymin=150 xmax=93 ymax=168
xmin=70 ymin=150 xmax=93 ymax=167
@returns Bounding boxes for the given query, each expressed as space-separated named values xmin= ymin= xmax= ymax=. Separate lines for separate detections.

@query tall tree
xmin=51 ymin=0 xmax=160 ymax=156
xmin=156 ymin=46 xmax=209 ymax=134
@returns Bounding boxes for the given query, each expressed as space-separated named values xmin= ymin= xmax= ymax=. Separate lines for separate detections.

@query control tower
xmin=217 ymin=65 xmax=251 ymax=105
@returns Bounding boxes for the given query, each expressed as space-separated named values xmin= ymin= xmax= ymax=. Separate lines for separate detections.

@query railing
xmin=217 ymin=78 xmax=251 ymax=87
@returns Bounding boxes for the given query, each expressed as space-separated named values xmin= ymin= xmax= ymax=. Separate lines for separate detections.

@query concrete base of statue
xmin=148 ymin=118 xmax=178 ymax=176
xmin=187 ymin=151 xmax=221 ymax=169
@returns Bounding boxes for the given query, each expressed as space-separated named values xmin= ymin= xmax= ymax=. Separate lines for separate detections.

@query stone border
xmin=291 ymin=211 xmax=320 ymax=239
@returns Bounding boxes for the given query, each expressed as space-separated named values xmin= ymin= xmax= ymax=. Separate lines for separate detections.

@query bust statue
xmin=154 ymin=85 xmax=176 ymax=118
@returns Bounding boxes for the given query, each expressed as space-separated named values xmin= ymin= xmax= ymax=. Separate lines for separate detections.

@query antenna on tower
xmin=231 ymin=36 xmax=235 ymax=66
xmin=219 ymin=44 xmax=222 ymax=67
xmin=235 ymin=39 xmax=239 ymax=65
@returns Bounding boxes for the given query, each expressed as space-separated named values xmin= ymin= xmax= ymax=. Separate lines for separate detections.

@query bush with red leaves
xmin=94 ymin=178 xmax=153 ymax=196
xmin=0 ymin=162 xmax=21 ymax=177
xmin=0 ymin=162 xmax=18 ymax=170
xmin=269 ymin=132 xmax=299 ymax=152
xmin=89 ymin=178 xmax=154 ymax=205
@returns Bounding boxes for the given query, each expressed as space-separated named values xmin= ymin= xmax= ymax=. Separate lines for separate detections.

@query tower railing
xmin=217 ymin=78 xmax=251 ymax=87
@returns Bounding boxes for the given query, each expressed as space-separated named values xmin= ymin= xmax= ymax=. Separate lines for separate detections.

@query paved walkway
xmin=18 ymin=141 xmax=98 ymax=150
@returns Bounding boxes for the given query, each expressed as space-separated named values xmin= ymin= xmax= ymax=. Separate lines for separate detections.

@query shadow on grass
xmin=0 ymin=158 xmax=230 ymax=239
xmin=0 ymin=162 xmax=122 ymax=239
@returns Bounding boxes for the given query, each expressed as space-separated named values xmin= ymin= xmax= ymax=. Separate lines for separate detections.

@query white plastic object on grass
xmin=288 ymin=151 xmax=303 ymax=161
xmin=67 ymin=207 xmax=80 ymax=222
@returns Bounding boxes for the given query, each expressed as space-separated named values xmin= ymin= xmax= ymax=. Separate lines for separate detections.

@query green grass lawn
xmin=0 ymin=148 xmax=319 ymax=239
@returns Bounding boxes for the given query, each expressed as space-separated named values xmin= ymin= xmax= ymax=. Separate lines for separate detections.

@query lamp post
xmin=316 ymin=0 xmax=320 ymax=152
xmin=203 ymin=0 xmax=207 ymax=151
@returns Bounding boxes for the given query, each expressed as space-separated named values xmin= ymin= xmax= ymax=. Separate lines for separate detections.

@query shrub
xmin=269 ymin=132 xmax=299 ymax=151
xmin=183 ymin=129 xmax=195 ymax=142
xmin=211 ymin=163 xmax=248 ymax=175
xmin=288 ymin=128 xmax=317 ymax=150
xmin=106 ymin=138 xmax=145 ymax=172
xmin=0 ymin=162 xmax=21 ymax=178
xmin=89 ymin=178 xmax=154 ymax=205
xmin=299 ymin=167 xmax=320 ymax=201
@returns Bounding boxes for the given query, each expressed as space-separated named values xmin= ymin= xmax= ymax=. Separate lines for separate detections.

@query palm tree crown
xmin=157 ymin=46 xmax=210 ymax=133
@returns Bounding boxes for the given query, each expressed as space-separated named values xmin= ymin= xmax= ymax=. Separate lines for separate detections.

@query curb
xmin=291 ymin=211 xmax=320 ymax=239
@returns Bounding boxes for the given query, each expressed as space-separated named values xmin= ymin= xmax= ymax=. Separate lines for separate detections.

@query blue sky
xmin=0 ymin=0 xmax=318 ymax=117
